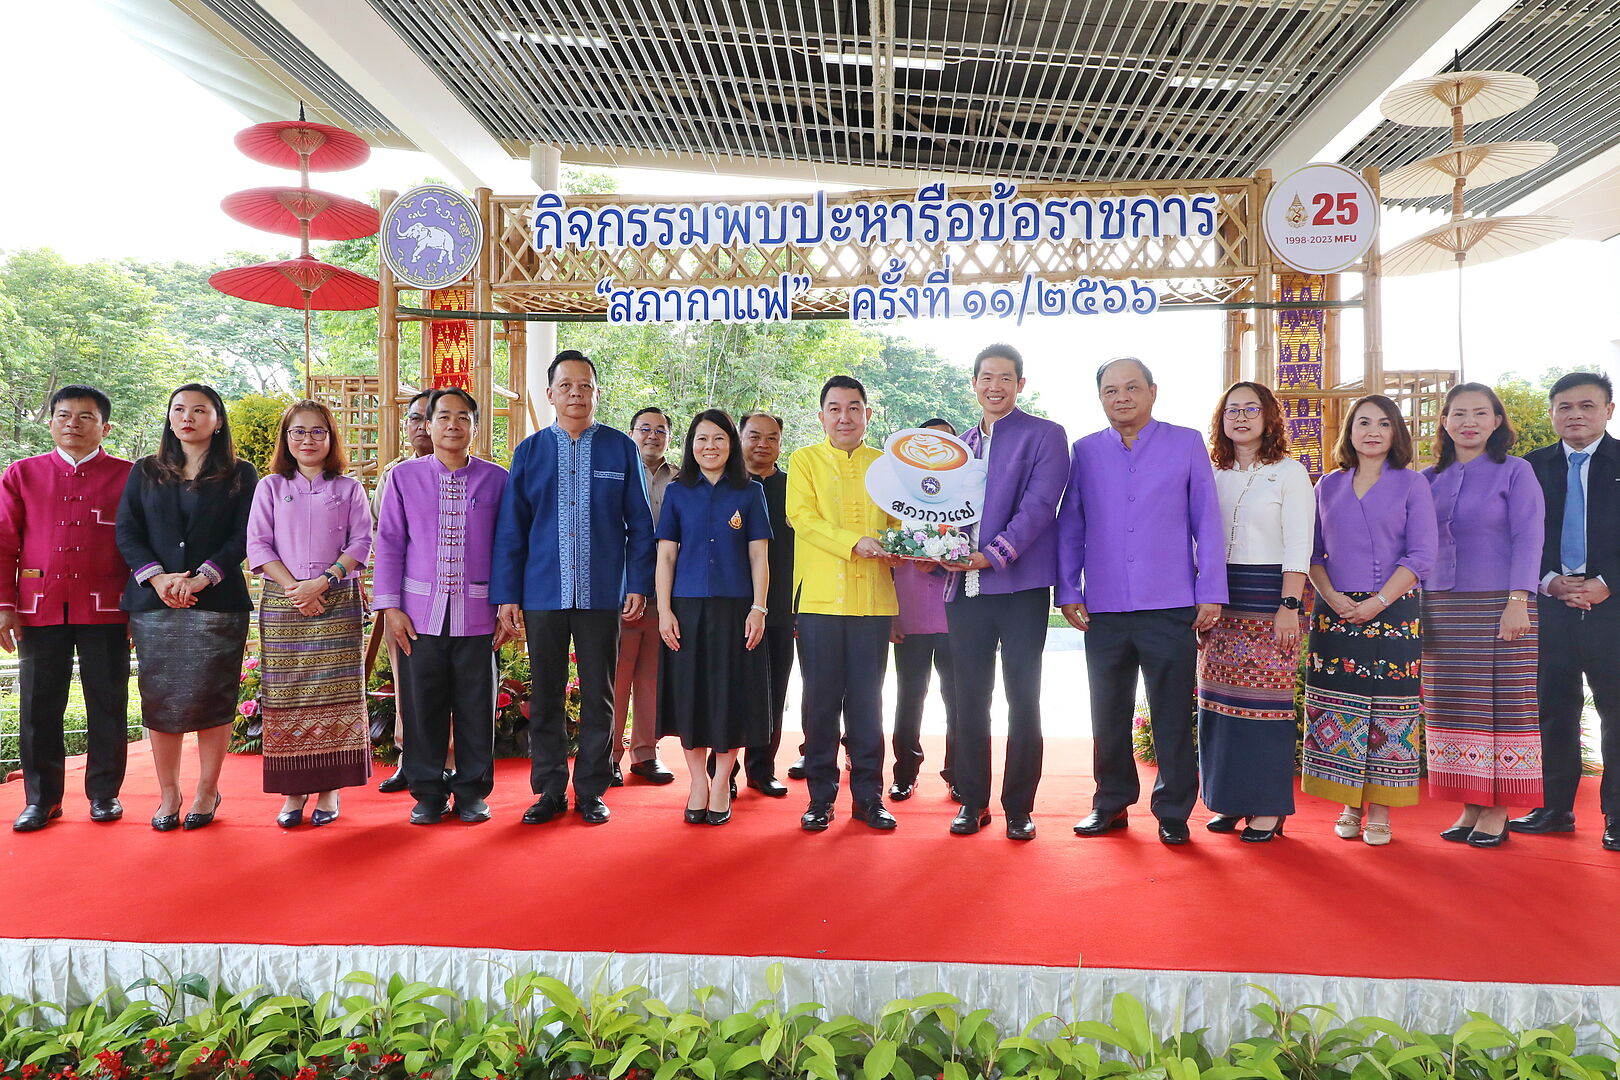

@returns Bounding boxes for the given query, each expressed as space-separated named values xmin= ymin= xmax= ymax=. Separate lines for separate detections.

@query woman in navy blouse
xmin=655 ymin=409 xmax=773 ymax=825
xmin=1303 ymin=394 xmax=1437 ymax=845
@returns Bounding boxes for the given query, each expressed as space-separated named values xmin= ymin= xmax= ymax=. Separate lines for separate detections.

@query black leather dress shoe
xmin=609 ymin=760 xmax=624 ymax=787
xmin=950 ymin=806 xmax=991 ymax=834
xmin=949 ymin=785 xmax=964 ymax=804
xmin=1466 ymin=826 xmax=1509 ymax=848
xmin=410 ymin=801 xmax=445 ymax=825
xmin=521 ymin=793 xmax=566 ymax=824
xmin=1073 ymin=809 xmax=1128 ymax=836
xmin=1508 ymin=807 xmax=1575 ymax=833
xmin=630 ymin=759 xmax=675 ymax=784
xmin=576 ymin=796 xmax=611 ymax=824
xmin=89 ymin=798 xmax=123 ymax=822
xmin=1006 ymin=814 xmax=1036 ymax=841
xmin=748 ymin=777 xmax=789 ymax=797
xmin=455 ymin=798 xmax=492 ymax=823
xmin=889 ymin=782 xmax=916 ymax=802
xmin=378 ymin=770 xmax=408 ymax=794
xmin=852 ymin=800 xmax=898 ymax=830
xmin=787 ymin=757 xmax=807 ymax=780
xmin=801 ymin=801 xmax=834 ymax=830
xmin=1604 ymin=816 xmax=1620 ymax=852
xmin=182 ymin=794 xmax=222 ymax=831
xmin=1205 ymin=814 xmax=1243 ymax=833
xmin=1440 ymin=824 xmax=1474 ymax=843
xmin=1158 ymin=818 xmax=1191 ymax=845
xmin=12 ymin=804 xmax=61 ymax=832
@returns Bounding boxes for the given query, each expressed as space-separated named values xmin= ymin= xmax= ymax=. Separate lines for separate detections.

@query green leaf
xmin=767 ymin=964 xmax=785 ymax=996
xmin=866 ymin=1040 xmax=898 ymax=1080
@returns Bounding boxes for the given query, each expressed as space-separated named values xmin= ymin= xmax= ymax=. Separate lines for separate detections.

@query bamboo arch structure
xmin=355 ymin=167 xmax=1450 ymax=468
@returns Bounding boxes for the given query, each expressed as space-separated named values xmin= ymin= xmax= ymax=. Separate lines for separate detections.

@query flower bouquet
xmin=879 ymin=523 xmax=973 ymax=565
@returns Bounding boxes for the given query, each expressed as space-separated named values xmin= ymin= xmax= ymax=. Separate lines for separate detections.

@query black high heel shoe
xmin=183 ymin=794 xmax=222 ymax=831
xmin=151 ymin=808 xmax=181 ymax=832
xmin=1466 ymin=825 xmax=1510 ymax=848
xmin=277 ymin=796 xmax=308 ymax=829
xmin=1206 ymin=814 xmax=1245 ymax=833
xmin=1240 ymin=817 xmax=1286 ymax=843
xmin=311 ymin=795 xmax=340 ymax=827
xmin=684 ymin=795 xmax=708 ymax=825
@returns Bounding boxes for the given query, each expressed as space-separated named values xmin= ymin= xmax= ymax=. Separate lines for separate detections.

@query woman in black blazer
xmin=116 ymin=384 xmax=257 ymax=832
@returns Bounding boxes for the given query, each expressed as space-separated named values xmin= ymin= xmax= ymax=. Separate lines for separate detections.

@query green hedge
xmin=1 ymin=971 xmax=1614 ymax=1080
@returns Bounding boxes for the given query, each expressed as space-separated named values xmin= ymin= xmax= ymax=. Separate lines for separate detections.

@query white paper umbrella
xmin=1379 ymin=140 xmax=1558 ymax=198
xmin=1382 ymin=214 xmax=1571 ymax=276
xmin=1379 ymin=70 xmax=1539 ymax=129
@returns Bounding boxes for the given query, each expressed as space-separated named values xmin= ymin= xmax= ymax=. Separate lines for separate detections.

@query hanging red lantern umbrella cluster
xmin=210 ymin=107 xmax=380 ymax=395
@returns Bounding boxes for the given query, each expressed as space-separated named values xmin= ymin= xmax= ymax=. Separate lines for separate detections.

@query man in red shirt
xmin=0 ymin=385 xmax=134 ymax=830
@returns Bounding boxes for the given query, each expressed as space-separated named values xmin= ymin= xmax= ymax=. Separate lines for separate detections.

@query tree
xmin=228 ymin=393 xmax=297 ymax=475
xmin=0 ymin=249 xmax=208 ymax=463
xmin=1495 ymin=368 xmax=1575 ymax=456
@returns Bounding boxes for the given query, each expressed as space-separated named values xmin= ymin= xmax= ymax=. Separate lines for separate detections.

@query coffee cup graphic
xmin=886 ymin=430 xmax=971 ymax=504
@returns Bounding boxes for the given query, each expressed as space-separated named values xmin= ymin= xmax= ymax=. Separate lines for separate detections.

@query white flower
xmin=921 ymin=535 xmax=948 ymax=558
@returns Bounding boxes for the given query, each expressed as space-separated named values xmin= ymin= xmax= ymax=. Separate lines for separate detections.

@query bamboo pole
xmin=472 ymin=187 xmax=495 ymax=458
xmin=1362 ymin=166 xmax=1385 ymax=396
xmin=506 ymin=319 xmax=528 ymax=447
xmin=377 ymin=189 xmax=401 ymax=467
xmin=1252 ymin=170 xmax=1276 ymax=385
xmin=1222 ymin=309 xmax=1242 ymax=387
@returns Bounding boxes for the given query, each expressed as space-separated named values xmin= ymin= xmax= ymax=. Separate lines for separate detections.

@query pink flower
xmin=238 ymin=700 xmax=258 ymax=717
xmin=244 ymin=657 xmax=260 ymax=671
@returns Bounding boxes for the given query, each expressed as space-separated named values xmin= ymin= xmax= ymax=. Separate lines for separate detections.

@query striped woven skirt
xmin=1301 ymin=590 xmax=1423 ymax=807
xmin=258 ymin=579 xmax=372 ymax=794
xmin=1197 ymin=564 xmax=1299 ymax=816
xmin=1420 ymin=590 xmax=1542 ymax=807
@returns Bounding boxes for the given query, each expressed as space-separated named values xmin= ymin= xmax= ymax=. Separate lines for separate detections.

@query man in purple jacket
xmin=945 ymin=345 xmax=1070 ymax=841
xmin=1058 ymin=358 xmax=1226 ymax=845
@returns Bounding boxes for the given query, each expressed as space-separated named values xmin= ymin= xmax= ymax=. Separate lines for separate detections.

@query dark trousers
xmin=526 ymin=609 xmax=620 ymax=801
xmin=1085 ymin=607 xmax=1199 ymax=820
xmin=891 ymin=632 xmax=957 ymax=787
xmin=744 ymin=623 xmax=794 ymax=782
xmin=17 ymin=623 xmax=129 ymax=807
xmin=1536 ymin=600 xmax=1620 ymax=814
xmin=797 ymin=613 xmax=889 ymax=806
xmin=947 ymin=587 xmax=1049 ymax=814
xmin=396 ymin=631 xmax=496 ymax=806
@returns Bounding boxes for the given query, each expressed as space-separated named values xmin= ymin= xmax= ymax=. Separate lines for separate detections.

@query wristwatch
xmin=1278 ymin=596 xmax=1302 ymax=611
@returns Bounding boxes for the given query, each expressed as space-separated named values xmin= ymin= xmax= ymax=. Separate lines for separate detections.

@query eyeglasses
xmin=1222 ymin=406 xmax=1262 ymax=419
xmin=289 ymin=427 xmax=330 ymax=442
xmin=633 ymin=425 xmax=668 ymax=436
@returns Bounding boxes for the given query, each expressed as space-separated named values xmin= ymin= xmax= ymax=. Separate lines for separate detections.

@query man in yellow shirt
xmin=786 ymin=375 xmax=901 ymax=831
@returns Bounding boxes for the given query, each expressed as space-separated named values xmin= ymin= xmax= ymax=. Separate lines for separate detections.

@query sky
xmin=4 ymin=0 xmax=1618 ymax=435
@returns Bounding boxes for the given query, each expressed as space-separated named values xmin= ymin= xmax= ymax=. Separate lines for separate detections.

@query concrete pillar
xmin=526 ymin=143 xmax=563 ymax=431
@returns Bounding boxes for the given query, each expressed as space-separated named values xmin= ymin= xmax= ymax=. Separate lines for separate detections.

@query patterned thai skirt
xmin=1420 ymin=590 xmax=1542 ymax=807
xmin=1302 ymin=590 xmax=1423 ymax=807
xmin=1197 ymin=564 xmax=1299 ymax=816
xmin=258 ymin=579 xmax=372 ymax=794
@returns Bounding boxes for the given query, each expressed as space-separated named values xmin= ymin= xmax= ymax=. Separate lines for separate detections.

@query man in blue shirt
xmin=493 ymin=351 xmax=656 ymax=825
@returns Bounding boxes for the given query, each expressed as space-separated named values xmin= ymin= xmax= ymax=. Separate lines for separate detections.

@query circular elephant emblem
xmin=381 ymin=184 xmax=484 ymax=290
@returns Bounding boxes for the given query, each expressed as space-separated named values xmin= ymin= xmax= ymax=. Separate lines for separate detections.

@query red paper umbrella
xmin=234 ymin=119 xmax=371 ymax=173
xmin=222 ymin=187 xmax=381 ymax=241
xmin=210 ymin=255 xmax=379 ymax=395
xmin=209 ymin=254 xmax=379 ymax=310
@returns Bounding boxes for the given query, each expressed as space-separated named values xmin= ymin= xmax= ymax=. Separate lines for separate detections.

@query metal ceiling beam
xmin=253 ymin=0 xmax=530 ymax=190
xmin=1262 ymin=0 xmax=1518 ymax=173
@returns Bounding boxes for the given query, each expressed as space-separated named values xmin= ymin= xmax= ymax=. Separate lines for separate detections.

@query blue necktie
xmin=1562 ymin=451 xmax=1589 ymax=573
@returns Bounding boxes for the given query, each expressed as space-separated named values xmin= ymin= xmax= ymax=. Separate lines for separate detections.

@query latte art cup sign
xmin=865 ymin=429 xmax=987 ymax=526
xmin=1262 ymin=163 xmax=1380 ymax=275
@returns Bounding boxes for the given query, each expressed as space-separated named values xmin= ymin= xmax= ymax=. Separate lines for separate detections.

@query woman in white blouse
xmin=1196 ymin=382 xmax=1315 ymax=842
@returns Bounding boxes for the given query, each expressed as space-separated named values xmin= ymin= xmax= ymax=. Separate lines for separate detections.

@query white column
xmin=526 ymin=143 xmax=563 ymax=430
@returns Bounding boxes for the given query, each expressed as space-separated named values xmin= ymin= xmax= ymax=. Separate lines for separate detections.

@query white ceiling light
xmin=821 ymin=51 xmax=947 ymax=72
xmin=494 ymin=30 xmax=612 ymax=48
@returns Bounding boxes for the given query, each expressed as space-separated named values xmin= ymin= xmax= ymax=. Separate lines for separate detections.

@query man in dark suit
xmin=1511 ymin=371 xmax=1620 ymax=849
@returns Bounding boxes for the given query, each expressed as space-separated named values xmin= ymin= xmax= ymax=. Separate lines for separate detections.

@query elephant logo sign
xmin=381 ymin=184 xmax=483 ymax=290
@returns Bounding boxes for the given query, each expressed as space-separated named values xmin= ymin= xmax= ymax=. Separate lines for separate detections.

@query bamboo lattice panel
xmin=311 ymin=375 xmax=384 ymax=481
xmin=488 ymin=179 xmax=1259 ymax=316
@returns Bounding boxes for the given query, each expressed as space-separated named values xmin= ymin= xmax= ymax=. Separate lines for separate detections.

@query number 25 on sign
xmin=1263 ymin=163 xmax=1379 ymax=274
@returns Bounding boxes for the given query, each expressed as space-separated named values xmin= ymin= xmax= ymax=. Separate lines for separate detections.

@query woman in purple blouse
xmin=246 ymin=401 xmax=374 ymax=827
xmin=1421 ymin=383 xmax=1544 ymax=846
xmin=1304 ymin=395 xmax=1437 ymax=845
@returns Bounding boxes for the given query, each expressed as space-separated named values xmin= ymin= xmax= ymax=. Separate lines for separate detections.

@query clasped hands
xmin=151 ymin=571 xmax=207 ymax=610
xmin=1548 ymin=574 xmax=1609 ymax=612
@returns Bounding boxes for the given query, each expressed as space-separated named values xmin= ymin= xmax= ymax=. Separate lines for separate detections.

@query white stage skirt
xmin=4 ymin=939 xmax=1618 ymax=1052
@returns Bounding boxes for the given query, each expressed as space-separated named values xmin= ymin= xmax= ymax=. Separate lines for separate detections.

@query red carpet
xmin=2 ymin=737 xmax=1616 ymax=985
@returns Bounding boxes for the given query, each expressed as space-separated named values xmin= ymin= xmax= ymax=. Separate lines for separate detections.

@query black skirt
xmin=129 ymin=609 xmax=250 ymax=734
xmin=657 ymin=596 xmax=771 ymax=751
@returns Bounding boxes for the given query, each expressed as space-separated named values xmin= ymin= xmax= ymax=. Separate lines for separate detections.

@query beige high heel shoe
xmin=1333 ymin=810 xmax=1363 ymax=839
xmin=1362 ymin=821 xmax=1393 ymax=846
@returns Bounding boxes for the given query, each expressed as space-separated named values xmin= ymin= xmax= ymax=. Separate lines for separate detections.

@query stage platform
xmin=4 ymin=737 xmax=1619 ymax=1046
